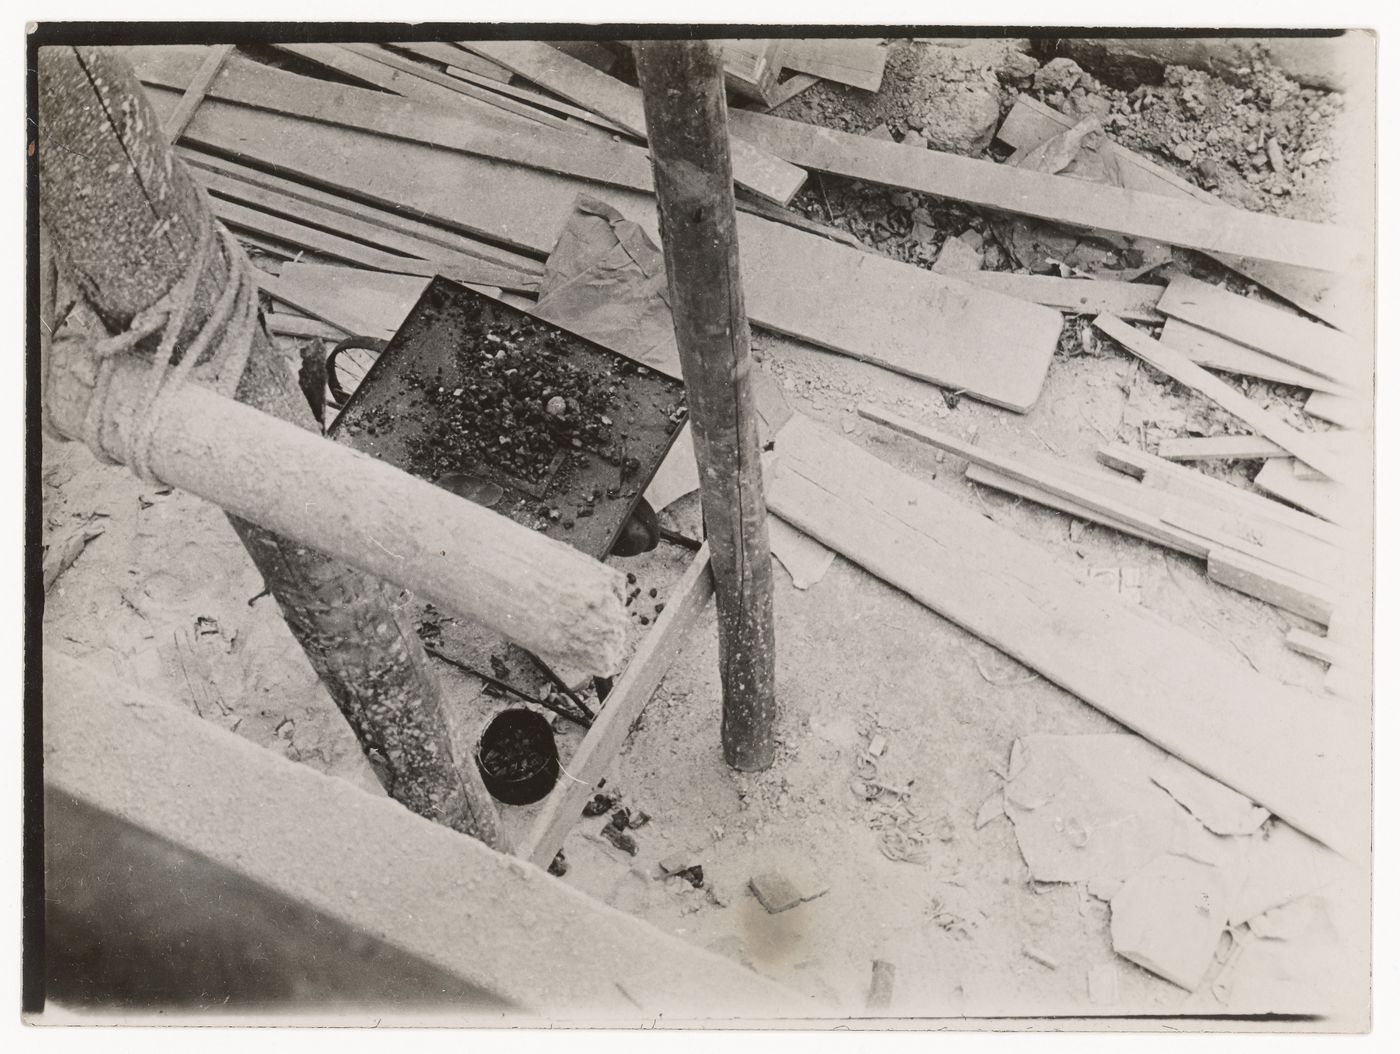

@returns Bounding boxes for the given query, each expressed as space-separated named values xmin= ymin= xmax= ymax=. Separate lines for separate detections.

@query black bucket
xmin=475 ymin=708 xmax=560 ymax=806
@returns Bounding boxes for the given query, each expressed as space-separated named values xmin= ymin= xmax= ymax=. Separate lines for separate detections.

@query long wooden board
xmin=517 ymin=546 xmax=715 ymax=869
xmin=339 ymin=42 xmax=579 ymax=133
xmin=765 ymin=414 xmax=1366 ymax=856
xmin=860 ymin=405 xmax=1341 ymax=583
xmin=463 ymin=39 xmax=808 ymax=205
xmin=996 ymin=94 xmax=1365 ymax=330
xmin=1094 ymin=315 xmax=1350 ymax=482
xmin=1305 ymin=389 xmax=1367 ymax=429
xmin=1158 ymin=430 xmax=1356 ymax=464
xmin=258 ymin=265 xmax=431 ymax=340
xmin=197 ymin=168 xmax=539 ymax=292
xmin=1157 ymin=275 xmax=1365 ymax=385
xmin=961 ymin=461 xmax=1342 ymax=623
xmin=129 ymin=47 xmax=658 ymax=195
xmin=724 ymin=106 xmax=1363 ymax=273
xmin=1159 ymin=318 xmax=1349 ymax=394
xmin=144 ymin=84 xmax=1063 ymax=412
xmin=182 ymin=149 xmax=544 ymax=277
xmin=209 ymin=197 xmax=505 ymax=293
xmin=268 ymin=41 xmax=490 ymax=112
xmin=443 ymin=64 xmax=635 ymax=136
xmin=781 ymin=38 xmax=888 ymax=92
xmin=959 ymin=272 xmax=1164 ymax=322
xmin=1254 ymin=458 xmax=1356 ymax=525
xmin=1096 ymin=443 xmax=1350 ymax=548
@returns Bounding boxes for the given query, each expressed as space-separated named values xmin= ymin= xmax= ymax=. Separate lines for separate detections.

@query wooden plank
xmin=1157 ymin=275 xmax=1365 ymax=386
xmin=443 ymin=64 xmax=635 ymax=136
xmin=717 ymin=39 xmax=788 ymax=104
xmin=739 ymin=223 xmax=1063 ymax=412
xmin=338 ymin=43 xmax=581 ymax=134
xmin=195 ymin=167 xmax=540 ymax=293
xmin=182 ymin=150 xmax=544 ymax=277
xmin=960 ymin=272 xmax=1164 ymax=322
xmin=1286 ymin=627 xmax=1341 ymax=666
xmin=516 ymin=547 xmax=716 ymax=869
xmin=143 ymin=83 xmax=1062 ymax=411
xmin=1157 ymin=505 xmax=1341 ymax=585
xmin=1158 ymin=434 xmax=1291 ymax=462
xmin=259 ymin=263 xmax=432 ymax=340
xmin=1158 ymin=430 xmax=1356 ymax=464
xmin=917 ymin=463 xmax=1335 ymax=624
xmin=781 ymin=38 xmax=888 ymax=92
xmin=725 ymin=106 xmax=1363 ymax=273
xmin=544 ymin=40 xmax=618 ymax=73
xmin=964 ymin=463 xmax=1188 ymax=551
xmin=1306 ymin=389 xmax=1367 ymax=429
xmin=765 ymin=413 xmax=1366 ymax=856
xmin=463 ymin=40 xmax=808 ymax=205
xmin=392 ymin=40 xmax=511 ymax=81
xmin=1096 ymin=443 xmax=1349 ymax=548
xmin=1093 ymin=315 xmax=1350 ymax=482
xmin=995 ymin=93 xmax=1364 ymax=330
xmin=857 ymin=405 xmax=1209 ymax=557
xmin=209 ymin=197 xmax=504 ymax=292
xmin=268 ymin=42 xmax=485 ymax=111
xmin=161 ymin=43 xmax=233 ymax=142
xmin=1159 ymin=318 xmax=1349 ymax=394
xmin=764 ymin=72 xmax=821 ymax=109
xmin=265 ymin=311 xmax=351 ymax=341
xmin=1206 ymin=550 xmax=1335 ymax=626
xmin=1253 ymin=458 xmax=1354 ymax=525
xmin=128 ymin=48 xmax=658 ymax=197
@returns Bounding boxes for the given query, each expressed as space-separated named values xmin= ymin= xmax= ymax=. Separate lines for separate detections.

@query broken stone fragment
xmin=748 ymin=869 xmax=829 ymax=914
xmin=1110 ymin=854 xmax=1230 ymax=991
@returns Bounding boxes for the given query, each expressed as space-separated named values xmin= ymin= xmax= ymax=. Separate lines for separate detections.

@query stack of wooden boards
xmin=125 ymin=42 xmax=1070 ymax=412
xmin=765 ymin=412 xmax=1366 ymax=859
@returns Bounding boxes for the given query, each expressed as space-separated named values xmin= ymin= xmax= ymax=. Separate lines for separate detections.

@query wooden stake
xmin=636 ymin=41 xmax=777 ymax=771
xmin=38 ymin=46 xmax=502 ymax=847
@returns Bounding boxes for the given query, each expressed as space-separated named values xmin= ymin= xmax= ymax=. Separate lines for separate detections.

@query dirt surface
xmin=41 ymin=37 xmax=1368 ymax=1024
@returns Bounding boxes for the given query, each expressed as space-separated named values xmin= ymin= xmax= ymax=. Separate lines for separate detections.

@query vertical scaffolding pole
xmin=636 ymin=41 xmax=777 ymax=771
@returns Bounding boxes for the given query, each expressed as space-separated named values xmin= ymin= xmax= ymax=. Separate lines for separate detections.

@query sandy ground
xmin=39 ymin=36 xmax=1371 ymax=1025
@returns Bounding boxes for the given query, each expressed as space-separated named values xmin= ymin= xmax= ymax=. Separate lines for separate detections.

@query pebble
xmin=1266 ymin=137 xmax=1286 ymax=172
xmin=1172 ymin=143 xmax=1195 ymax=163
xmin=1299 ymin=146 xmax=1322 ymax=166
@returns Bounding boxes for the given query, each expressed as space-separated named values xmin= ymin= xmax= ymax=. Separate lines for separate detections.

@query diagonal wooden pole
xmin=38 ymin=46 xmax=502 ymax=847
xmin=636 ymin=41 xmax=777 ymax=771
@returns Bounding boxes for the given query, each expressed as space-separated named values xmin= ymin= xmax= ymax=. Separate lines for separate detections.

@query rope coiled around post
xmin=43 ymin=221 xmax=260 ymax=482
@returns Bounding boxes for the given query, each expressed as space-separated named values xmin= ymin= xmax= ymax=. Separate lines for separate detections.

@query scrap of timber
xmin=1155 ymin=274 xmax=1365 ymax=387
xmin=43 ymin=650 xmax=809 ymax=1020
xmin=1159 ymin=317 xmax=1351 ymax=393
xmin=765 ymin=413 xmax=1367 ymax=857
xmin=717 ymin=39 xmax=789 ymax=105
xmin=517 ymin=545 xmax=717 ymax=868
xmin=160 ymin=42 xmax=232 ymax=143
xmin=180 ymin=148 xmax=546 ymax=277
xmin=638 ymin=40 xmax=778 ymax=771
xmin=463 ymin=39 xmax=809 ymax=205
xmin=780 ymin=38 xmax=888 ymax=93
xmin=858 ymin=406 xmax=1343 ymax=624
xmin=724 ymin=105 xmax=1365 ymax=273
xmin=135 ymin=78 xmax=1063 ymax=411
xmin=996 ymin=93 xmax=1364 ymax=330
xmin=1094 ymin=315 xmax=1351 ymax=482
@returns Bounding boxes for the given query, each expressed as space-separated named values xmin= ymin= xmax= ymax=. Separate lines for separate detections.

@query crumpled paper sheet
xmin=536 ymin=196 xmax=833 ymax=588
